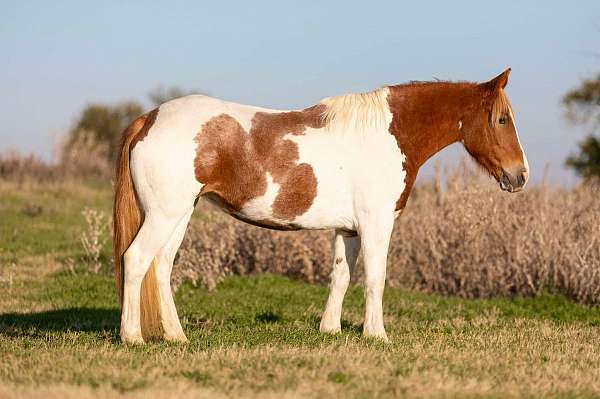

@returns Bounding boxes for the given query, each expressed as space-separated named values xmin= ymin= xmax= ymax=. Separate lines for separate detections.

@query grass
xmin=0 ymin=179 xmax=112 ymax=264
xmin=2 ymin=180 xmax=600 ymax=398
xmin=2 ymin=273 xmax=600 ymax=398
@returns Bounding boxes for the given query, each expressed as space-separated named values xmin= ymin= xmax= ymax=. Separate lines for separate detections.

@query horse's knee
xmin=330 ymin=263 xmax=350 ymax=289
xmin=123 ymin=246 xmax=150 ymax=284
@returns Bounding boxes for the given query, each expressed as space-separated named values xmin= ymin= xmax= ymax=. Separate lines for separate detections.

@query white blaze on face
xmin=508 ymin=107 xmax=529 ymax=187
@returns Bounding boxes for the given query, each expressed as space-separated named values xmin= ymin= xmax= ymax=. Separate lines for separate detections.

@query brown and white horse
xmin=113 ymin=68 xmax=528 ymax=344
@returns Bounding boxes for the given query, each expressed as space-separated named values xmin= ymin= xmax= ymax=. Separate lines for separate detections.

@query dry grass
xmin=4 ymin=148 xmax=599 ymax=305
xmin=174 ymin=212 xmax=332 ymax=291
xmin=0 ymin=152 xmax=61 ymax=183
xmin=174 ymin=165 xmax=600 ymax=304
xmin=0 ymin=131 xmax=111 ymax=185
xmin=3 ymin=334 xmax=599 ymax=399
xmin=391 ymin=169 xmax=600 ymax=304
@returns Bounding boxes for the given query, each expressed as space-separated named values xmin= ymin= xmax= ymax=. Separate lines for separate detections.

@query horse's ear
xmin=485 ymin=68 xmax=511 ymax=91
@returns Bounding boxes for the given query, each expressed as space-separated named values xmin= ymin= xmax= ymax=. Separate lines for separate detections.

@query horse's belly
xmin=231 ymin=169 xmax=354 ymax=231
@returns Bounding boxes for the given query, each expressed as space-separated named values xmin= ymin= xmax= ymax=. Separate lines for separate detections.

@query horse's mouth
xmin=499 ymin=181 xmax=522 ymax=193
xmin=499 ymin=169 xmax=526 ymax=193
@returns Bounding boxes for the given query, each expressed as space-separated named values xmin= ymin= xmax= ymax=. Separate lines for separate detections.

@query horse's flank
xmin=193 ymin=106 xmax=325 ymax=222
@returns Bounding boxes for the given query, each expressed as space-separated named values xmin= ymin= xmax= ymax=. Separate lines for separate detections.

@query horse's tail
xmin=113 ymin=111 xmax=156 ymax=294
xmin=113 ymin=112 xmax=163 ymax=340
xmin=113 ymin=114 xmax=146 ymax=304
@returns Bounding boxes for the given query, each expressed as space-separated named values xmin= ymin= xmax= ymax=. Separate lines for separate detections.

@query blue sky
xmin=2 ymin=1 xmax=599 ymax=185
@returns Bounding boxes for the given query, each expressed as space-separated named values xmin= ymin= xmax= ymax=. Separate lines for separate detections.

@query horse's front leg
xmin=358 ymin=211 xmax=395 ymax=341
xmin=320 ymin=231 xmax=361 ymax=333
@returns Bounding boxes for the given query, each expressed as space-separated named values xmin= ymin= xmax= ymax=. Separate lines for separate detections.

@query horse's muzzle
xmin=500 ymin=167 xmax=528 ymax=193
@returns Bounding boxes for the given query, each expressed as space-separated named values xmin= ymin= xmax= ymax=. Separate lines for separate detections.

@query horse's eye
xmin=498 ymin=117 xmax=507 ymax=125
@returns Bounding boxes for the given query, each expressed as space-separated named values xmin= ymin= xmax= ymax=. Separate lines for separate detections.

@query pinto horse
xmin=114 ymin=68 xmax=528 ymax=344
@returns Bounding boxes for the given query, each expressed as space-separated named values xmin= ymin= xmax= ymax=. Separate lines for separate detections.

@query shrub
xmin=80 ymin=207 xmax=109 ymax=274
xmin=0 ymin=131 xmax=112 ymax=183
xmin=173 ymin=168 xmax=600 ymax=305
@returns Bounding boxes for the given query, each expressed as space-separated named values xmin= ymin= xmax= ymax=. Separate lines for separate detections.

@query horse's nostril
xmin=519 ymin=168 xmax=528 ymax=187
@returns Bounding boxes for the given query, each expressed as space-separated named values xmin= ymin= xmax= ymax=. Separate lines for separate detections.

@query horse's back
xmin=130 ymin=94 xmax=279 ymax=179
xmin=148 ymin=95 xmax=277 ymax=141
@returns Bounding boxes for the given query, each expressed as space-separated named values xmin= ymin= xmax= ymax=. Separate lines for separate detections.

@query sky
xmin=1 ymin=1 xmax=599 ymax=185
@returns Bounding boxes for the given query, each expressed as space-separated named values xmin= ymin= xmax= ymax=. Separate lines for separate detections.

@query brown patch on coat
xmin=194 ymin=105 xmax=325 ymax=220
xmin=335 ymin=257 xmax=344 ymax=265
xmin=195 ymin=114 xmax=266 ymax=210
xmin=387 ymin=71 xmax=524 ymax=210
xmin=272 ymin=163 xmax=318 ymax=219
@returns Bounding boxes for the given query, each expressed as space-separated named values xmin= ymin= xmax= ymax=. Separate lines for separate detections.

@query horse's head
xmin=461 ymin=68 xmax=529 ymax=192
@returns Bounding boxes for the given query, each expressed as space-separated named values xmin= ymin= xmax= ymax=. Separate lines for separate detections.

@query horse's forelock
xmin=489 ymin=89 xmax=513 ymax=128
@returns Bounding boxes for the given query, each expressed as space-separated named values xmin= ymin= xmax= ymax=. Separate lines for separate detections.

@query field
xmin=2 ymin=177 xmax=600 ymax=398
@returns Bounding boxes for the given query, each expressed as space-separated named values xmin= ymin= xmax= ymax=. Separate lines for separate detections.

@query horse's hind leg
xmin=120 ymin=210 xmax=190 ymax=344
xmin=154 ymin=208 xmax=194 ymax=342
xmin=320 ymin=232 xmax=360 ymax=333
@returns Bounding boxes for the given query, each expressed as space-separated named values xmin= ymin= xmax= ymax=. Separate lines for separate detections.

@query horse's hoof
xmin=363 ymin=330 xmax=389 ymax=343
xmin=164 ymin=333 xmax=188 ymax=343
xmin=320 ymin=321 xmax=341 ymax=334
xmin=121 ymin=334 xmax=145 ymax=345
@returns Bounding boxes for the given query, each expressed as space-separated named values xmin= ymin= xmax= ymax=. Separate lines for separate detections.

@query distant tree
xmin=563 ymin=73 xmax=600 ymax=179
xmin=65 ymin=101 xmax=144 ymax=162
xmin=148 ymin=86 xmax=202 ymax=106
xmin=63 ymin=87 xmax=201 ymax=164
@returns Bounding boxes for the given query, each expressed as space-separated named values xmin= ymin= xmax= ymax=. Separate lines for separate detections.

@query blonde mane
xmin=490 ymin=88 xmax=513 ymax=127
xmin=319 ymin=87 xmax=391 ymax=132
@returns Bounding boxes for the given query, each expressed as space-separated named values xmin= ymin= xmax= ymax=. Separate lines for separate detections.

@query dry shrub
xmin=174 ymin=209 xmax=332 ymax=291
xmin=0 ymin=152 xmax=60 ymax=183
xmin=390 ymin=169 xmax=600 ymax=304
xmin=0 ymin=131 xmax=111 ymax=183
xmin=80 ymin=207 xmax=109 ymax=274
xmin=174 ymin=166 xmax=600 ymax=304
xmin=58 ymin=130 xmax=111 ymax=178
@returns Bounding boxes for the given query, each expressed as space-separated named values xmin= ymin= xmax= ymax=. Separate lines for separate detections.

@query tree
xmin=66 ymin=101 xmax=144 ymax=162
xmin=563 ymin=73 xmax=600 ymax=179
xmin=148 ymin=86 xmax=202 ymax=107
xmin=63 ymin=87 xmax=201 ymax=165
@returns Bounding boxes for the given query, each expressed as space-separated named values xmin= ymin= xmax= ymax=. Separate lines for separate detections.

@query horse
xmin=113 ymin=68 xmax=528 ymax=344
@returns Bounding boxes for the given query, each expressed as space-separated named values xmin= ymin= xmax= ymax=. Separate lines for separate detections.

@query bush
xmin=65 ymin=102 xmax=144 ymax=163
xmin=173 ymin=168 xmax=600 ymax=305
xmin=0 ymin=152 xmax=60 ymax=183
xmin=58 ymin=130 xmax=112 ymax=178
xmin=0 ymin=131 xmax=112 ymax=183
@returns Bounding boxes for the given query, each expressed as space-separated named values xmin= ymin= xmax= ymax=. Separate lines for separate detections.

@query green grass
xmin=0 ymin=180 xmax=112 ymax=264
xmin=2 ymin=180 xmax=600 ymax=398
xmin=4 ymin=271 xmax=600 ymax=348
xmin=2 ymin=272 xmax=600 ymax=398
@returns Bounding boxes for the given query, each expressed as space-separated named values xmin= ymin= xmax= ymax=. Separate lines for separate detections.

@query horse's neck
xmin=386 ymin=83 xmax=478 ymax=171
xmin=386 ymin=83 xmax=477 ymax=209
